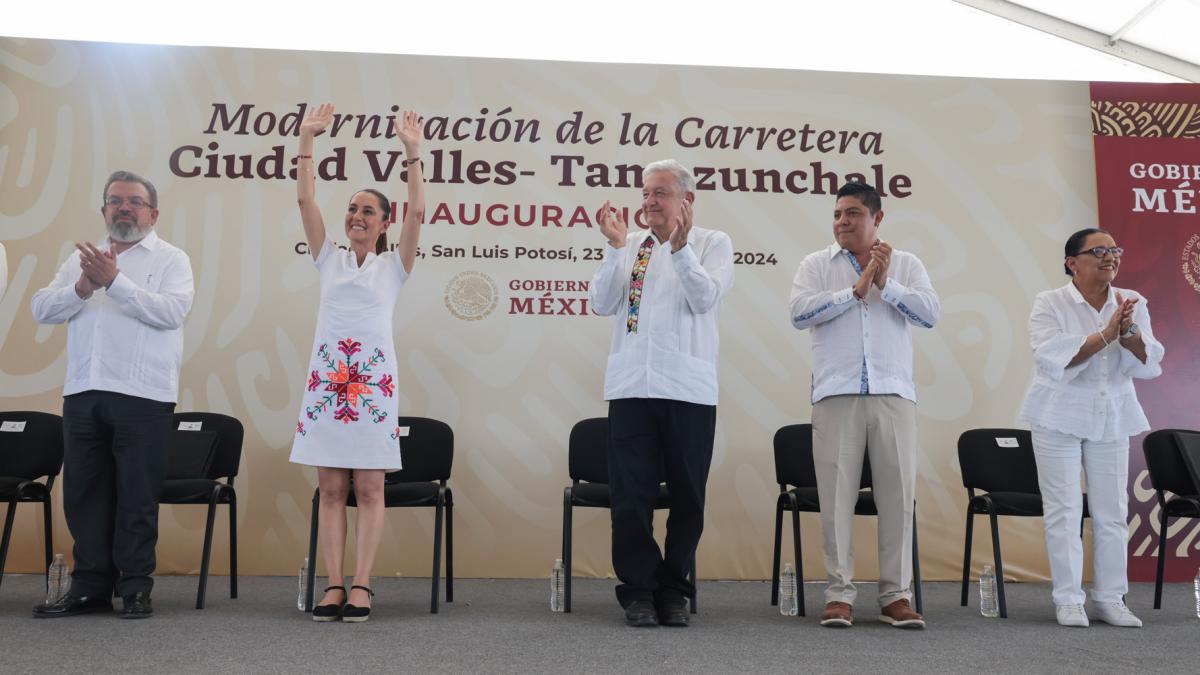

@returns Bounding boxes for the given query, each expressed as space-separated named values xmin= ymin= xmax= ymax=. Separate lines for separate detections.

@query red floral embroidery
xmin=325 ymin=362 xmax=371 ymax=407
xmin=304 ymin=337 xmax=393 ymax=425
xmin=338 ymin=338 xmax=362 ymax=358
xmin=296 ymin=421 xmax=306 ymax=436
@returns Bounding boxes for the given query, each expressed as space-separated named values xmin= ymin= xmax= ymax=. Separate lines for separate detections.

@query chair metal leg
xmin=305 ymin=490 xmax=319 ymax=612
xmin=989 ymin=510 xmax=1007 ymax=618
xmin=911 ymin=508 xmax=922 ymax=614
xmin=792 ymin=500 xmax=804 ymax=616
xmin=961 ymin=509 xmax=974 ymax=607
xmin=689 ymin=558 xmax=697 ymax=614
xmin=228 ymin=490 xmax=238 ymax=599
xmin=43 ymin=498 xmax=54 ymax=582
xmin=0 ymin=499 xmax=16 ymax=592
xmin=1154 ymin=506 xmax=1168 ymax=609
xmin=562 ymin=488 xmax=573 ymax=613
xmin=771 ymin=498 xmax=783 ymax=606
xmin=445 ymin=494 xmax=454 ymax=603
xmin=430 ymin=490 xmax=444 ymax=614
xmin=196 ymin=494 xmax=219 ymax=609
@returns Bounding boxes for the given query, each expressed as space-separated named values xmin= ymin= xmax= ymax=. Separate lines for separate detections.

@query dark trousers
xmin=62 ymin=391 xmax=174 ymax=597
xmin=607 ymin=397 xmax=715 ymax=608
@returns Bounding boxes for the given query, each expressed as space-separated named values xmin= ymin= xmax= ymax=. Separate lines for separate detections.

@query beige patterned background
xmin=1 ymin=38 xmax=1112 ymax=583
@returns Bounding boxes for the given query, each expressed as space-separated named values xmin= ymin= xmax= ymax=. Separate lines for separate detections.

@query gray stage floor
xmin=0 ymin=574 xmax=1195 ymax=674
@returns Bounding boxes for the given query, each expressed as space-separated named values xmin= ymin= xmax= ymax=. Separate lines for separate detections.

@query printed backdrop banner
xmin=2 ymin=37 xmax=1190 ymax=583
xmin=1090 ymin=82 xmax=1200 ymax=582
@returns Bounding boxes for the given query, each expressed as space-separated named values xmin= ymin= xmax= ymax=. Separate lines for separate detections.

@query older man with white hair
xmin=589 ymin=159 xmax=734 ymax=627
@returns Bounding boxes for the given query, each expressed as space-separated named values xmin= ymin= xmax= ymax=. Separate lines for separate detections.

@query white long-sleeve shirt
xmin=1018 ymin=283 xmax=1163 ymax=441
xmin=789 ymin=243 xmax=939 ymax=404
xmin=30 ymin=230 xmax=194 ymax=403
xmin=589 ymin=226 xmax=734 ymax=405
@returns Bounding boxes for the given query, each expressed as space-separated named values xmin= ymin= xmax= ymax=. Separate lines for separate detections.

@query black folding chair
xmin=159 ymin=412 xmax=244 ymax=609
xmin=561 ymin=417 xmax=696 ymax=614
xmin=0 ymin=411 xmax=64 ymax=593
xmin=305 ymin=417 xmax=454 ymax=614
xmin=769 ymin=423 xmax=922 ymax=616
xmin=957 ymin=428 xmax=1090 ymax=618
xmin=1142 ymin=429 xmax=1200 ymax=609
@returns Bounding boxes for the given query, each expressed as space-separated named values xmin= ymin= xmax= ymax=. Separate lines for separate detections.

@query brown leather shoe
xmin=878 ymin=598 xmax=925 ymax=629
xmin=819 ymin=601 xmax=853 ymax=627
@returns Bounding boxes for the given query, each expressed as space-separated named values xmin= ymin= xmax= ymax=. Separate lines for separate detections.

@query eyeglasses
xmin=1073 ymin=246 xmax=1124 ymax=258
xmin=104 ymin=197 xmax=151 ymax=210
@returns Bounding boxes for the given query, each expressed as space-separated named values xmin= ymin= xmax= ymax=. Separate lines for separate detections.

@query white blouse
xmin=1018 ymin=282 xmax=1164 ymax=441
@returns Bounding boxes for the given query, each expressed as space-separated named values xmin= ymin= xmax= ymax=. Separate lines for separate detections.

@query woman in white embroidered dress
xmin=1018 ymin=228 xmax=1163 ymax=628
xmin=289 ymin=103 xmax=425 ymax=622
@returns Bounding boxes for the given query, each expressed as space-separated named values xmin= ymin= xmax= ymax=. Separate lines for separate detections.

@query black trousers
xmin=62 ymin=391 xmax=174 ymax=597
xmin=607 ymin=397 xmax=716 ymax=608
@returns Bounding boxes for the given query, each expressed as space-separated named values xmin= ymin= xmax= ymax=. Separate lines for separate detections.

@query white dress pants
xmin=812 ymin=394 xmax=917 ymax=607
xmin=1031 ymin=426 xmax=1130 ymax=606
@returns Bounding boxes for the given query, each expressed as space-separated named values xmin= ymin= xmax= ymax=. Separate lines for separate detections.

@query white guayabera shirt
xmin=590 ymin=227 xmax=734 ymax=406
xmin=789 ymin=243 xmax=939 ymax=405
xmin=1018 ymin=283 xmax=1164 ymax=442
xmin=30 ymin=231 xmax=194 ymax=404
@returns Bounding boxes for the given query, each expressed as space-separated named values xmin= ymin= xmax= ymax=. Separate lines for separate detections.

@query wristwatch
xmin=1120 ymin=322 xmax=1139 ymax=339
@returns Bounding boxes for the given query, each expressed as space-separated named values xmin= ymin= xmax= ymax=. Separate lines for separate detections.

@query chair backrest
xmin=773 ymin=423 xmax=872 ymax=490
xmin=569 ymin=417 xmax=609 ymax=484
xmin=957 ymin=428 xmax=1040 ymax=494
xmin=385 ymin=417 xmax=453 ymax=483
xmin=1143 ymin=429 xmax=1200 ymax=497
xmin=173 ymin=412 xmax=244 ymax=480
xmin=773 ymin=424 xmax=816 ymax=488
xmin=0 ymin=411 xmax=65 ymax=480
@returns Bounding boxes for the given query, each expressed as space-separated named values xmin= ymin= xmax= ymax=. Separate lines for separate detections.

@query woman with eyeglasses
xmin=288 ymin=103 xmax=426 ymax=623
xmin=1018 ymin=227 xmax=1163 ymax=628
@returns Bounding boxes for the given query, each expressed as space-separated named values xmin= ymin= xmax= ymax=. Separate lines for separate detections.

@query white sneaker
xmin=1093 ymin=601 xmax=1143 ymax=628
xmin=1055 ymin=604 xmax=1089 ymax=627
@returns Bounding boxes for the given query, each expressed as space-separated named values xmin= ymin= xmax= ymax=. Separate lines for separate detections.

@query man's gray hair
xmin=642 ymin=159 xmax=696 ymax=195
xmin=102 ymin=170 xmax=158 ymax=209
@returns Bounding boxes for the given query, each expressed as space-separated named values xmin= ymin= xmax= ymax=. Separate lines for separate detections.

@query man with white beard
xmin=30 ymin=171 xmax=193 ymax=619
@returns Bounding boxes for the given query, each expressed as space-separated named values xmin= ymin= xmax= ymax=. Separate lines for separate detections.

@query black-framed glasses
xmin=1072 ymin=246 xmax=1124 ymax=258
xmin=104 ymin=196 xmax=151 ymax=210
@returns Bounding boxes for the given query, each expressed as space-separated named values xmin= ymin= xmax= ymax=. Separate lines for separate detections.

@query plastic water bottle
xmin=550 ymin=558 xmax=565 ymax=612
xmin=778 ymin=562 xmax=798 ymax=616
xmin=297 ymin=557 xmax=309 ymax=611
xmin=1193 ymin=567 xmax=1200 ymax=619
xmin=980 ymin=564 xmax=999 ymax=617
xmin=46 ymin=553 xmax=69 ymax=604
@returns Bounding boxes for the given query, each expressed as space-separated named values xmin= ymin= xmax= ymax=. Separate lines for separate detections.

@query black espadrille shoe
xmin=311 ymin=586 xmax=346 ymax=622
xmin=341 ymin=585 xmax=374 ymax=623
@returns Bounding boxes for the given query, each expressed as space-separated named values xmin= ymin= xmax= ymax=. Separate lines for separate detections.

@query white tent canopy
xmin=4 ymin=0 xmax=1195 ymax=82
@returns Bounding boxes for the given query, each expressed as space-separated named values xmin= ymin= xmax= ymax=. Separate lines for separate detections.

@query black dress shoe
xmin=624 ymin=600 xmax=658 ymax=628
xmin=657 ymin=601 xmax=689 ymax=627
xmin=33 ymin=592 xmax=113 ymax=618
xmin=121 ymin=592 xmax=153 ymax=619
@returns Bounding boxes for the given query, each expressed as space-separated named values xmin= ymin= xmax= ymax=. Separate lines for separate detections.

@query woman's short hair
xmin=1063 ymin=227 xmax=1110 ymax=276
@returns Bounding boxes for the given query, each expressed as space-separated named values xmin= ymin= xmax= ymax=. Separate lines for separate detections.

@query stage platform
xmin=0 ymin=575 xmax=1195 ymax=673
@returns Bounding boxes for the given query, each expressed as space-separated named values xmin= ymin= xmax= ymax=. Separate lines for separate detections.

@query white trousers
xmin=1031 ymin=426 xmax=1130 ymax=606
xmin=812 ymin=394 xmax=917 ymax=607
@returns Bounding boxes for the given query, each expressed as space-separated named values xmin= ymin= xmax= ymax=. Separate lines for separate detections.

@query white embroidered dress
xmin=289 ymin=240 xmax=407 ymax=470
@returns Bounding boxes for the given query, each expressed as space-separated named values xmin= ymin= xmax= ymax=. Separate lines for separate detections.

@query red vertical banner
xmin=1090 ymin=82 xmax=1200 ymax=582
